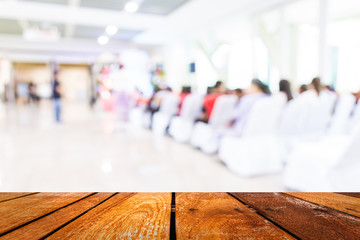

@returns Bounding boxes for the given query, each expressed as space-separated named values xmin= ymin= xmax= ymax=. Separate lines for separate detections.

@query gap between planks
xmin=230 ymin=192 xmax=360 ymax=240
xmin=284 ymin=192 xmax=360 ymax=218
xmin=0 ymin=193 xmax=96 ymax=237
xmin=0 ymin=192 xmax=39 ymax=204
xmin=228 ymin=193 xmax=301 ymax=240
xmin=170 ymin=192 xmax=177 ymax=240
xmin=40 ymin=193 xmax=118 ymax=239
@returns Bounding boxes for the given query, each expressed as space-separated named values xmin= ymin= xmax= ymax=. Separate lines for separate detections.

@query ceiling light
xmin=97 ymin=35 xmax=109 ymax=45
xmin=124 ymin=1 xmax=139 ymax=13
xmin=106 ymin=25 xmax=118 ymax=35
xmin=101 ymin=163 xmax=112 ymax=173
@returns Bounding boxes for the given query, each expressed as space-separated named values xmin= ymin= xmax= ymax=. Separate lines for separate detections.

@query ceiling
xmin=0 ymin=0 xmax=295 ymax=63
xmin=0 ymin=0 xmax=190 ymax=42
xmin=19 ymin=0 xmax=189 ymax=15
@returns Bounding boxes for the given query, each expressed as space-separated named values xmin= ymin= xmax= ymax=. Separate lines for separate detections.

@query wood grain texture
xmin=175 ymin=193 xmax=295 ymax=240
xmin=0 ymin=193 xmax=37 ymax=203
xmin=47 ymin=193 xmax=171 ymax=240
xmin=231 ymin=193 xmax=360 ymax=240
xmin=0 ymin=192 xmax=92 ymax=235
xmin=1 ymin=193 xmax=114 ymax=240
xmin=337 ymin=193 xmax=360 ymax=198
xmin=286 ymin=192 xmax=360 ymax=217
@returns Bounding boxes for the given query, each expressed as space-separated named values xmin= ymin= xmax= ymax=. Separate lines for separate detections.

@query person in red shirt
xmin=197 ymin=81 xmax=227 ymax=123
xmin=177 ymin=86 xmax=192 ymax=116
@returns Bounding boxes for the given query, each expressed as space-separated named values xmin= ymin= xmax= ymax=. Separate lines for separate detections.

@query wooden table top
xmin=0 ymin=192 xmax=359 ymax=239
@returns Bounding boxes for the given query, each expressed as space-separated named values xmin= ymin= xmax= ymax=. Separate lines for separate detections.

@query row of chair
xmin=129 ymin=90 xmax=360 ymax=191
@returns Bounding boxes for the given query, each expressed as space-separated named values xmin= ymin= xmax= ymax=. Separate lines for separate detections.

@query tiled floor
xmin=0 ymin=101 xmax=285 ymax=192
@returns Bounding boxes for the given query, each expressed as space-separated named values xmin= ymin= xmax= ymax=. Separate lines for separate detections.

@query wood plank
xmin=0 ymin=192 xmax=92 ymax=235
xmin=1 ymin=193 xmax=115 ymax=240
xmin=176 ymin=193 xmax=295 ymax=239
xmin=0 ymin=193 xmax=38 ymax=203
xmin=231 ymin=193 xmax=360 ymax=240
xmin=286 ymin=192 xmax=360 ymax=218
xmin=337 ymin=193 xmax=360 ymax=198
xmin=46 ymin=193 xmax=171 ymax=239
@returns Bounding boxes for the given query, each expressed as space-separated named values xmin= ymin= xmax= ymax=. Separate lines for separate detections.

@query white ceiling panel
xmin=80 ymin=0 xmax=189 ymax=15
xmin=73 ymin=25 xmax=142 ymax=41
xmin=138 ymin=0 xmax=189 ymax=15
xmin=18 ymin=0 xmax=190 ymax=16
xmin=79 ymin=0 xmax=128 ymax=11
xmin=19 ymin=0 xmax=69 ymax=6
xmin=73 ymin=25 xmax=104 ymax=39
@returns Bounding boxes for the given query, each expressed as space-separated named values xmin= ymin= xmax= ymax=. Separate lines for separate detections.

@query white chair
xmin=328 ymin=94 xmax=356 ymax=135
xmin=152 ymin=93 xmax=180 ymax=135
xmin=208 ymin=95 xmax=238 ymax=129
xmin=278 ymin=96 xmax=311 ymax=137
xmin=169 ymin=94 xmax=203 ymax=143
xmin=219 ymin=94 xmax=287 ymax=177
xmin=276 ymin=93 xmax=316 ymax=162
xmin=190 ymin=95 xmax=237 ymax=154
xmin=349 ymin=100 xmax=360 ymax=132
xmin=278 ymin=91 xmax=337 ymax=163
xmin=302 ymin=91 xmax=337 ymax=139
xmin=179 ymin=94 xmax=203 ymax=120
xmin=242 ymin=93 xmax=286 ymax=136
xmin=283 ymin=128 xmax=360 ymax=192
xmin=329 ymin=133 xmax=360 ymax=191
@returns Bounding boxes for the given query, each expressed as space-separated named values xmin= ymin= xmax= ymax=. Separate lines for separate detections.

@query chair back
xmin=278 ymin=95 xmax=313 ymax=136
xmin=328 ymin=94 xmax=356 ymax=135
xmin=303 ymin=92 xmax=337 ymax=136
xmin=336 ymin=127 xmax=360 ymax=168
xmin=279 ymin=90 xmax=336 ymax=138
xmin=208 ymin=95 xmax=237 ymax=128
xmin=243 ymin=93 xmax=287 ymax=136
xmin=349 ymin=101 xmax=360 ymax=131
xmin=159 ymin=93 xmax=180 ymax=116
xmin=180 ymin=94 xmax=203 ymax=121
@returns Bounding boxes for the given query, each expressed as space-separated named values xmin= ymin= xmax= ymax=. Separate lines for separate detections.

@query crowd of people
xmin=13 ymin=73 xmax=360 ymax=131
xmin=135 ymin=77 xmax=344 ymax=137
xmin=126 ymin=77 xmax=360 ymax=186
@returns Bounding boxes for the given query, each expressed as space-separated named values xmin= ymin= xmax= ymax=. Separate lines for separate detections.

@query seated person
xmin=177 ymin=86 xmax=192 ymax=116
xmin=226 ymin=79 xmax=271 ymax=136
xmin=352 ymin=90 xmax=360 ymax=104
xmin=307 ymin=77 xmax=323 ymax=96
xmin=298 ymin=84 xmax=308 ymax=94
xmin=196 ymin=81 xmax=227 ymax=123
xmin=28 ymin=82 xmax=40 ymax=104
xmin=279 ymin=79 xmax=293 ymax=102
xmin=147 ymin=86 xmax=171 ymax=128
xmin=234 ymin=88 xmax=245 ymax=102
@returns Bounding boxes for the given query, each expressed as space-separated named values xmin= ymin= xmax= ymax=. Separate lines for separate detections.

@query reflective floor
xmin=0 ymin=101 xmax=285 ymax=192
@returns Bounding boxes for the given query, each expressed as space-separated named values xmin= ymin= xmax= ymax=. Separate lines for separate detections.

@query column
xmin=319 ymin=0 xmax=330 ymax=84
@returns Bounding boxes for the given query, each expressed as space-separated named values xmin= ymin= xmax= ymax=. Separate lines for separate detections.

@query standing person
xmin=52 ymin=71 xmax=62 ymax=123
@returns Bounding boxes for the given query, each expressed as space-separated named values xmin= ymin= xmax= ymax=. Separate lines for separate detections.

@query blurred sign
xmin=23 ymin=27 xmax=60 ymax=42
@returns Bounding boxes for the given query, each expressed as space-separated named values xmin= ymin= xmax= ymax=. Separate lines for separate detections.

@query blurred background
xmin=0 ymin=0 xmax=359 ymax=192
